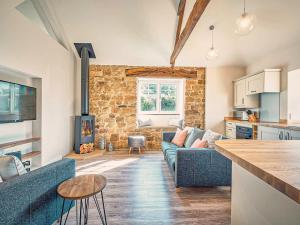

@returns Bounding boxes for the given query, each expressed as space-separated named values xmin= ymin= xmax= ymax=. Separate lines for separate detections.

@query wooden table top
xmin=57 ymin=174 xmax=107 ymax=200
xmin=215 ymin=140 xmax=300 ymax=204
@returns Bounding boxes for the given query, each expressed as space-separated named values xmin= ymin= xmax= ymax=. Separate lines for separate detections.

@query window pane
xmin=160 ymin=84 xmax=177 ymax=111
xmin=140 ymin=83 xmax=157 ymax=111
xmin=0 ymin=82 xmax=11 ymax=113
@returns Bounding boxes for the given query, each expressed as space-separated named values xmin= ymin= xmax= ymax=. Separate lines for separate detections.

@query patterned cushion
xmin=171 ymin=128 xmax=188 ymax=147
xmin=184 ymin=128 xmax=205 ymax=148
xmin=11 ymin=156 xmax=27 ymax=175
xmin=202 ymin=129 xmax=222 ymax=148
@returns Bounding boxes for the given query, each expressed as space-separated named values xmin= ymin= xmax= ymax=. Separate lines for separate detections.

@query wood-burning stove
xmin=74 ymin=115 xmax=95 ymax=154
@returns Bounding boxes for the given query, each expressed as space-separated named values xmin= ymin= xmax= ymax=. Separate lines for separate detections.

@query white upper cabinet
xmin=288 ymin=69 xmax=300 ymax=122
xmin=246 ymin=69 xmax=281 ymax=95
xmin=234 ymin=79 xmax=259 ymax=108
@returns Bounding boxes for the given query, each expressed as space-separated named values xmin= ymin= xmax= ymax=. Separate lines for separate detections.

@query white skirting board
xmin=231 ymin=162 xmax=300 ymax=225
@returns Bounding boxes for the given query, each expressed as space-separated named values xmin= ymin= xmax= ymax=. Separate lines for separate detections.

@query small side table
xmin=57 ymin=174 xmax=108 ymax=225
xmin=128 ymin=135 xmax=146 ymax=154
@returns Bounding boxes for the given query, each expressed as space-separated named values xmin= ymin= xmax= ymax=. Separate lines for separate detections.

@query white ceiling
xmin=49 ymin=0 xmax=300 ymax=67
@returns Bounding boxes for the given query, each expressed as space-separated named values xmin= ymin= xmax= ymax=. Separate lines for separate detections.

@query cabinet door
xmin=234 ymin=80 xmax=246 ymax=107
xmin=288 ymin=69 xmax=300 ymax=122
xmin=286 ymin=130 xmax=300 ymax=140
xmin=258 ymin=126 xmax=284 ymax=140
xmin=246 ymin=73 xmax=264 ymax=95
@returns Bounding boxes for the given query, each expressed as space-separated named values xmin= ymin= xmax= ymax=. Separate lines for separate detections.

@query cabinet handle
xmin=287 ymin=132 xmax=290 ymax=140
xmin=242 ymin=98 xmax=244 ymax=104
xmin=251 ymin=90 xmax=256 ymax=93
xmin=279 ymin=131 xmax=282 ymax=140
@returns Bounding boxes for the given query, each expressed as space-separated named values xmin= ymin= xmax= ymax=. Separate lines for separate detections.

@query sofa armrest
xmin=162 ymin=132 xmax=176 ymax=142
xmin=175 ymin=149 xmax=231 ymax=187
xmin=0 ymin=158 xmax=76 ymax=225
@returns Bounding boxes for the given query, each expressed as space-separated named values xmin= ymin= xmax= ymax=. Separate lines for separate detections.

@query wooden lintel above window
xmin=125 ymin=67 xmax=197 ymax=79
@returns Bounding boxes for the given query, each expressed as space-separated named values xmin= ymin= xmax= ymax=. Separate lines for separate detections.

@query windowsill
xmin=137 ymin=126 xmax=178 ymax=129
xmin=138 ymin=113 xmax=180 ymax=115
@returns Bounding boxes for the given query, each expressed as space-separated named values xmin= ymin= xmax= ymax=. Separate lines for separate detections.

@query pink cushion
xmin=190 ymin=139 xmax=208 ymax=148
xmin=171 ymin=129 xmax=188 ymax=147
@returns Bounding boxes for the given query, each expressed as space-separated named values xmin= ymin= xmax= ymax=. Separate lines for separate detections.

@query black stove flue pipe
xmin=74 ymin=43 xmax=96 ymax=115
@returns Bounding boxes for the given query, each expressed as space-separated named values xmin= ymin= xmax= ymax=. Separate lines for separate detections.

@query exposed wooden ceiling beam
xmin=170 ymin=0 xmax=210 ymax=66
xmin=125 ymin=67 xmax=197 ymax=79
xmin=175 ymin=0 xmax=186 ymax=48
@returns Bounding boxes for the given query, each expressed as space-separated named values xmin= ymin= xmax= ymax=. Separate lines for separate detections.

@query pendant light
xmin=235 ymin=0 xmax=256 ymax=35
xmin=206 ymin=25 xmax=219 ymax=60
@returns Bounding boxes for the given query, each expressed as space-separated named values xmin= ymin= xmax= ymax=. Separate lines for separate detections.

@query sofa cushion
xmin=161 ymin=141 xmax=178 ymax=154
xmin=202 ymin=129 xmax=222 ymax=148
xmin=191 ymin=139 xmax=208 ymax=148
xmin=184 ymin=128 xmax=205 ymax=148
xmin=0 ymin=156 xmax=19 ymax=181
xmin=171 ymin=128 xmax=188 ymax=147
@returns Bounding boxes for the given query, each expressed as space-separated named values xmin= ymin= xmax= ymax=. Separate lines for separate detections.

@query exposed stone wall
xmin=89 ymin=65 xmax=205 ymax=150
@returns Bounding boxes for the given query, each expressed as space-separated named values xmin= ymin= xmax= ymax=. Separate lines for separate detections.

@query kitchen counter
xmin=225 ymin=117 xmax=300 ymax=131
xmin=215 ymin=140 xmax=300 ymax=225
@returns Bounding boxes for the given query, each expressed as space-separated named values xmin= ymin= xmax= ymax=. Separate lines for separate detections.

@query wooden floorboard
xmin=66 ymin=152 xmax=231 ymax=225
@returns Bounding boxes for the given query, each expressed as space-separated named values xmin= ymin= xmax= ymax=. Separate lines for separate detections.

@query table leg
xmin=84 ymin=198 xmax=89 ymax=225
xmin=79 ymin=199 xmax=83 ymax=225
xmin=129 ymin=147 xmax=132 ymax=155
xmin=101 ymin=191 xmax=108 ymax=225
xmin=59 ymin=199 xmax=65 ymax=225
xmin=63 ymin=201 xmax=73 ymax=225
xmin=93 ymin=195 xmax=106 ymax=225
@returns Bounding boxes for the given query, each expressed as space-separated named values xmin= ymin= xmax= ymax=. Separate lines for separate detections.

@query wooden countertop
xmin=215 ymin=140 xmax=300 ymax=204
xmin=224 ymin=117 xmax=300 ymax=130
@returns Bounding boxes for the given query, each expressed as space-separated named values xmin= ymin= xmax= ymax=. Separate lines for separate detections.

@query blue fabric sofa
xmin=0 ymin=158 xmax=75 ymax=225
xmin=162 ymin=131 xmax=232 ymax=187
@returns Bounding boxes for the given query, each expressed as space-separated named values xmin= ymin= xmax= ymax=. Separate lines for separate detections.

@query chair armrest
xmin=162 ymin=132 xmax=176 ymax=142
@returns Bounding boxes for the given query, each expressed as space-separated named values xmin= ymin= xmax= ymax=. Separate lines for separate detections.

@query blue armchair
xmin=162 ymin=131 xmax=231 ymax=187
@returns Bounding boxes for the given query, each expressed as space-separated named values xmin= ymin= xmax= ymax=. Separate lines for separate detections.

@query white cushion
xmin=202 ymin=129 xmax=222 ymax=148
xmin=168 ymin=119 xmax=184 ymax=129
xmin=0 ymin=176 xmax=3 ymax=183
xmin=138 ymin=118 xmax=152 ymax=127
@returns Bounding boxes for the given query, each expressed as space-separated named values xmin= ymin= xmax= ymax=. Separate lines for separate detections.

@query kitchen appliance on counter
xmin=236 ymin=123 xmax=253 ymax=139
xmin=233 ymin=111 xmax=249 ymax=121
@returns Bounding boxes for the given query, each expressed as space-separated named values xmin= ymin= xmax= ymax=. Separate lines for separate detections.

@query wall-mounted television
xmin=0 ymin=80 xmax=36 ymax=123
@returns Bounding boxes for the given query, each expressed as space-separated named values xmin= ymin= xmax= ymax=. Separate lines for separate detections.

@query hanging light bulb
xmin=235 ymin=0 xmax=256 ymax=35
xmin=206 ymin=25 xmax=219 ymax=60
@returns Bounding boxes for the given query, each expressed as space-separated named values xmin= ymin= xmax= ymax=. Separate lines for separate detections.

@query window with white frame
xmin=137 ymin=78 xmax=184 ymax=115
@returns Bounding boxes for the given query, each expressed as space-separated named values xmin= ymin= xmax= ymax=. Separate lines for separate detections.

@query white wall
xmin=246 ymin=43 xmax=300 ymax=120
xmin=205 ymin=67 xmax=245 ymax=134
xmin=0 ymin=1 xmax=76 ymax=165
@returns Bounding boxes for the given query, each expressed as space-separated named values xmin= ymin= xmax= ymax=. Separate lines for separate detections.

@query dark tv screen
xmin=0 ymin=80 xmax=36 ymax=123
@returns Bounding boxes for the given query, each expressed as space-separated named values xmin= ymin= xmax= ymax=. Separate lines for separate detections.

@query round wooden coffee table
xmin=57 ymin=174 xmax=107 ymax=225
